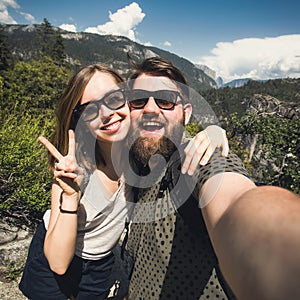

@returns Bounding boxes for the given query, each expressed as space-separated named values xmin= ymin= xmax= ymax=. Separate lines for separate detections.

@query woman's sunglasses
xmin=128 ymin=89 xmax=183 ymax=110
xmin=73 ymin=88 xmax=126 ymax=122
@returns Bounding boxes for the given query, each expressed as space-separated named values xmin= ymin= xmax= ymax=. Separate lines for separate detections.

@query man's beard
xmin=128 ymin=119 xmax=185 ymax=166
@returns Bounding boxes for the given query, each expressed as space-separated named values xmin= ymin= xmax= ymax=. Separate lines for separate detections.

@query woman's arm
xmin=39 ymin=130 xmax=82 ymax=275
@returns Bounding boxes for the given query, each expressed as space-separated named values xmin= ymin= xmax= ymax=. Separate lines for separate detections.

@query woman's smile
xmin=100 ymin=119 xmax=123 ymax=133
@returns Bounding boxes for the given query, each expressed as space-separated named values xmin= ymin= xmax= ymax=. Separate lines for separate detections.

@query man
xmin=124 ymin=57 xmax=300 ymax=300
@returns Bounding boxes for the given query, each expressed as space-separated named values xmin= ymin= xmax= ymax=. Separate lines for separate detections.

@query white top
xmin=43 ymin=170 xmax=132 ymax=260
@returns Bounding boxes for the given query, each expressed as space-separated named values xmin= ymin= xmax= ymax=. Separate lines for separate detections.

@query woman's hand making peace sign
xmin=38 ymin=130 xmax=84 ymax=198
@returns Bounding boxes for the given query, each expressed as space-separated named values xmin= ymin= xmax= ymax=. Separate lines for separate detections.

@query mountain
xmin=2 ymin=24 xmax=217 ymax=91
xmin=222 ymin=78 xmax=252 ymax=88
xmin=215 ymin=76 xmax=223 ymax=88
xmin=194 ymin=64 xmax=216 ymax=80
xmin=219 ymin=78 xmax=268 ymax=88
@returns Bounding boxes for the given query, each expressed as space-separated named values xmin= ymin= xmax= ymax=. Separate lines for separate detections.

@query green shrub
xmin=0 ymin=112 xmax=54 ymax=226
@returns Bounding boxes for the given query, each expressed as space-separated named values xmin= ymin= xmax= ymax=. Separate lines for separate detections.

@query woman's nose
xmin=99 ymin=103 xmax=114 ymax=119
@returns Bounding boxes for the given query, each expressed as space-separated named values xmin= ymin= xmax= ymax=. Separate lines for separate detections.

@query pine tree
xmin=0 ymin=25 xmax=12 ymax=71
xmin=37 ymin=18 xmax=66 ymax=64
xmin=37 ymin=18 xmax=55 ymax=57
xmin=52 ymin=33 xmax=66 ymax=65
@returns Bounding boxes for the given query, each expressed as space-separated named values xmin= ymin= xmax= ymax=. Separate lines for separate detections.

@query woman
xmin=19 ymin=63 xmax=229 ymax=299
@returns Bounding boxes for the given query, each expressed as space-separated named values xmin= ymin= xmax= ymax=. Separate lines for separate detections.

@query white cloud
xmin=60 ymin=24 xmax=77 ymax=33
xmin=198 ymin=35 xmax=300 ymax=82
xmin=0 ymin=10 xmax=16 ymax=23
xmin=0 ymin=0 xmax=35 ymax=24
xmin=144 ymin=41 xmax=152 ymax=46
xmin=19 ymin=11 xmax=34 ymax=23
xmin=0 ymin=0 xmax=19 ymax=10
xmin=0 ymin=0 xmax=19 ymax=24
xmin=163 ymin=41 xmax=172 ymax=47
xmin=84 ymin=2 xmax=145 ymax=41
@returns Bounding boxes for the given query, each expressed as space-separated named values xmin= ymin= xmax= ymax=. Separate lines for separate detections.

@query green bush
xmin=1 ymin=57 xmax=71 ymax=117
xmin=0 ymin=112 xmax=54 ymax=226
xmin=224 ymin=112 xmax=300 ymax=193
xmin=185 ymin=123 xmax=202 ymax=138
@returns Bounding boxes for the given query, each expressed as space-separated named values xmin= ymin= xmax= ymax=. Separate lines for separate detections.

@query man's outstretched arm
xmin=200 ymin=172 xmax=300 ymax=300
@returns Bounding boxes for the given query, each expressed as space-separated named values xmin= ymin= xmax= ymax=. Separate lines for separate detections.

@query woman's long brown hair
xmin=49 ymin=64 xmax=124 ymax=170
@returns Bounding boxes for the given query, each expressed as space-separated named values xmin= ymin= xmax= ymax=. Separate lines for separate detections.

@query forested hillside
xmin=0 ymin=20 xmax=299 ymax=227
xmin=2 ymin=22 xmax=216 ymax=91
xmin=201 ymin=79 xmax=299 ymax=193
xmin=201 ymin=78 xmax=300 ymax=117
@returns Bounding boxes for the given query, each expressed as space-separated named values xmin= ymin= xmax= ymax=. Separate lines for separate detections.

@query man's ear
xmin=183 ymin=103 xmax=192 ymax=125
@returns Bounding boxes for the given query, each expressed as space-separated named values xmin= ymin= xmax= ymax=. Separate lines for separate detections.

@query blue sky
xmin=1 ymin=0 xmax=300 ymax=82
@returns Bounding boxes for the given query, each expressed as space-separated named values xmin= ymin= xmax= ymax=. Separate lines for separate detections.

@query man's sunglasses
xmin=128 ymin=89 xmax=183 ymax=110
xmin=73 ymin=88 xmax=126 ymax=122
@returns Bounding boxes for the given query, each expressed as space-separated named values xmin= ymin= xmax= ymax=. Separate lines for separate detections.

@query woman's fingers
xmin=38 ymin=136 xmax=63 ymax=162
xmin=53 ymin=170 xmax=78 ymax=179
xmin=39 ymin=131 xmax=78 ymax=173
xmin=40 ymin=133 xmax=83 ymax=196
xmin=53 ymin=166 xmax=84 ymax=195
xmin=55 ymin=177 xmax=80 ymax=195
xmin=68 ymin=130 xmax=76 ymax=159
xmin=61 ymin=130 xmax=78 ymax=173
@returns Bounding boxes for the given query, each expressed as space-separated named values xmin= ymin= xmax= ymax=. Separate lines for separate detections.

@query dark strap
xmin=162 ymin=145 xmax=208 ymax=236
xmin=121 ymin=220 xmax=130 ymax=260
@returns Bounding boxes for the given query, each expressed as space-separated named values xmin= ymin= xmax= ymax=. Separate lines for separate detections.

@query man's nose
xmin=143 ymin=97 xmax=160 ymax=114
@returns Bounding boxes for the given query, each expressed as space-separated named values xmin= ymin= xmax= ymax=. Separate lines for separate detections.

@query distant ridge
xmin=2 ymin=24 xmax=217 ymax=91
xmin=221 ymin=78 xmax=269 ymax=88
xmin=222 ymin=78 xmax=252 ymax=88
